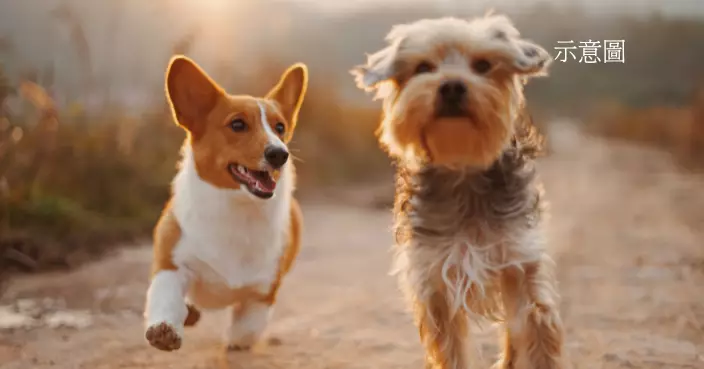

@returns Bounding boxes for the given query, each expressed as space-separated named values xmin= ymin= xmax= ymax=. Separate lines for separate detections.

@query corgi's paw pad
xmin=146 ymin=322 xmax=182 ymax=351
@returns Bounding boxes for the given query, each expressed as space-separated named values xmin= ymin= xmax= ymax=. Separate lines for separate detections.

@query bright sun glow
xmin=199 ymin=0 xmax=229 ymax=11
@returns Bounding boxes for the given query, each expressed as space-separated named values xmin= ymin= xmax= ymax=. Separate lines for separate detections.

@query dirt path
xmin=1 ymin=123 xmax=703 ymax=369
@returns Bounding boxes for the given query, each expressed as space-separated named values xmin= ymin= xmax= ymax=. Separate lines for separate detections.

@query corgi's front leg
xmin=145 ymin=268 xmax=191 ymax=351
xmin=144 ymin=207 xmax=190 ymax=351
xmin=224 ymin=199 xmax=303 ymax=350
xmin=224 ymin=300 xmax=273 ymax=351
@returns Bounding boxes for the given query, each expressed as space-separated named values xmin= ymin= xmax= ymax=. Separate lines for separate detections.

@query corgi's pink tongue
xmin=250 ymin=171 xmax=276 ymax=192
xmin=230 ymin=164 xmax=277 ymax=194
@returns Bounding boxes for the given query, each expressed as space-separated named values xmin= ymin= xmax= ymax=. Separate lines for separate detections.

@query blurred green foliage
xmin=0 ymin=2 xmax=703 ymax=275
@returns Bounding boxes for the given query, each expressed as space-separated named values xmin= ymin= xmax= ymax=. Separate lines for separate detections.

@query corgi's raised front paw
xmin=146 ymin=322 xmax=182 ymax=351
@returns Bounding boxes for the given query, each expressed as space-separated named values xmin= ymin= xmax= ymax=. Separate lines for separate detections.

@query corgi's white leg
xmin=144 ymin=269 xmax=191 ymax=351
xmin=224 ymin=301 xmax=273 ymax=351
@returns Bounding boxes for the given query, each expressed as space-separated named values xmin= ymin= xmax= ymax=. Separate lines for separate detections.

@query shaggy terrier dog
xmin=351 ymin=14 xmax=566 ymax=369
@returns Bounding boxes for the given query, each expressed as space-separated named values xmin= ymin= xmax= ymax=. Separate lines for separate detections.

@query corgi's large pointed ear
xmin=165 ymin=55 xmax=223 ymax=137
xmin=266 ymin=63 xmax=308 ymax=131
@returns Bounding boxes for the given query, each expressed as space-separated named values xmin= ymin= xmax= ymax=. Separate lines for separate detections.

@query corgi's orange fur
xmin=144 ymin=55 xmax=307 ymax=352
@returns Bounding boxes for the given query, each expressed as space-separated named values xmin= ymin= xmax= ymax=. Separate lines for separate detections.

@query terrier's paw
xmin=145 ymin=322 xmax=182 ymax=351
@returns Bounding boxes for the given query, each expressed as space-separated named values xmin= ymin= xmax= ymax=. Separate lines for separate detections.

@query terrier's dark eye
xmin=414 ymin=62 xmax=434 ymax=75
xmin=472 ymin=59 xmax=493 ymax=74
xmin=275 ymin=122 xmax=285 ymax=135
xmin=230 ymin=119 xmax=247 ymax=132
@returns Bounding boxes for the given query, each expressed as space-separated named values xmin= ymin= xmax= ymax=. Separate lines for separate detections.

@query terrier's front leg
xmin=495 ymin=255 xmax=566 ymax=369
xmin=399 ymin=256 xmax=471 ymax=369
xmin=144 ymin=268 xmax=191 ymax=351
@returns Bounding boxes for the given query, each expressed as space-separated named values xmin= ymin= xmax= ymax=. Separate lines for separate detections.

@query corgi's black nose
xmin=264 ymin=146 xmax=289 ymax=169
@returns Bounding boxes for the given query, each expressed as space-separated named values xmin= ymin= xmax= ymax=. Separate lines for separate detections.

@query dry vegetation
xmin=0 ymin=71 xmax=386 ymax=277
xmin=1 ymin=2 xmax=703 ymax=280
xmin=0 ymin=58 xmax=386 ymax=279
xmin=588 ymin=87 xmax=704 ymax=170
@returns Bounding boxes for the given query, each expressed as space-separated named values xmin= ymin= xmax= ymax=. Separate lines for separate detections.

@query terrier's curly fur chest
xmin=391 ymin=147 xmax=547 ymax=318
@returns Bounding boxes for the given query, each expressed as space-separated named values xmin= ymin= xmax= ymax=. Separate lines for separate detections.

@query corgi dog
xmin=144 ymin=55 xmax=308 ymax=352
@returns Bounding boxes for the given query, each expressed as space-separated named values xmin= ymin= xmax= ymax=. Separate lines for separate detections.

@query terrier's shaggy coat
xmin=352 ymin=14 xmax=566 ymax=369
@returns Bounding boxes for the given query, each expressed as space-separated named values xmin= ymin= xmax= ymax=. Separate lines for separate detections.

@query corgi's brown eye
xmin=230 ymin=119 xmax=247 ymax=132
xmin=414 ymin=62 xmax=434 ymax=75
xmin=275 ymin=122 xmax=285 ymax=135
xmin=472 ymin=59 xmax=492 ymax=74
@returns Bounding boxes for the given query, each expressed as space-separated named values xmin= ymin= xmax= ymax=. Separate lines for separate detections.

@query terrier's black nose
xmin=438 ymin=80 xmax=467 ymax=102
xmin=264 ymin=146 xmax=289 ymax=169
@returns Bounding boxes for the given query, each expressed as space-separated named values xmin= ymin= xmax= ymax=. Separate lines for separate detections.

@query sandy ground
xmin=0 ymin=122 xmax=703 ymax=369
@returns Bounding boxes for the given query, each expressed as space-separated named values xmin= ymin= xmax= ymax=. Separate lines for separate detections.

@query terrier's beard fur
xmin=380 ymin=74 xmax=524 ymax=170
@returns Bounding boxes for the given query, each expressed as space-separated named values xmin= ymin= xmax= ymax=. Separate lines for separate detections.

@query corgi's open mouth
xmin=228 ymin=164 xmax=276 ymax=199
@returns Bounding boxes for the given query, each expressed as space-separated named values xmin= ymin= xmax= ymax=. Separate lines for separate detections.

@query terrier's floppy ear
xmin=165 ymin=55 xmax=224 ymax=137
xmin=509 ymin=39 xmax=552 ymax=77
xmin=351 ymin=26 xmax=408 ymax=92
xmin=351 ymin=44 xmax=400 ymax=92
xmin=481 ymin=14 xmax=551 ymax=77
xmin=266 ymin=63 xmax=308 ymax=133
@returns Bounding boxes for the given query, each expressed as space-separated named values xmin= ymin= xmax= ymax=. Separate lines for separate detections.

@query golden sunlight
xmin=198 ymin=0 xmax=229 ymax=11
xmin=172 ymin=0 xmax=232 ymax=16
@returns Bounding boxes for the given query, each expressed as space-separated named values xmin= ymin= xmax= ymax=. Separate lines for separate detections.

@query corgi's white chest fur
xmin=170 ymin=146 xmax=293 ymax=298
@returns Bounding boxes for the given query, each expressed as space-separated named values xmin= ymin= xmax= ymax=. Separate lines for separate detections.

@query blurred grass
xmin=0 ymin=61 xmax=388 ymax=276
xmin=0 ymin=7 xmax=388 ymax=278
xmin=0 ymin=80 xmax=181 ymax=273
xmin=587 ymin=86 xmax=704 ymax=170
xmin=1 ymin=2 xmax=704 ymax=279
xmin=3 ymin=62 xmax=702 ymax=277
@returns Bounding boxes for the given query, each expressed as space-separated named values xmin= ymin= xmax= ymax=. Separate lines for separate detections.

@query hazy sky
xmin=0 ymin=0 xmax=701 ymax=110
xmin=290 ymin=0 xmax=704 ymax=17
